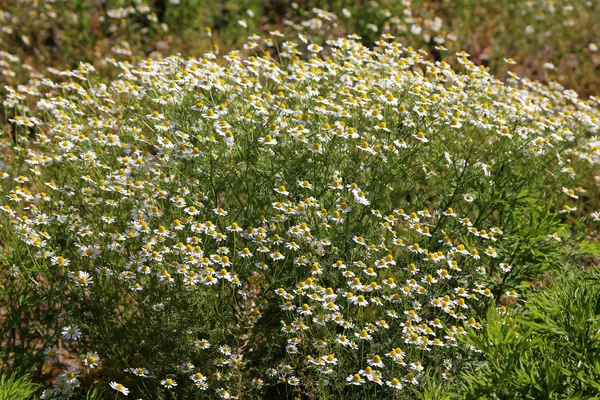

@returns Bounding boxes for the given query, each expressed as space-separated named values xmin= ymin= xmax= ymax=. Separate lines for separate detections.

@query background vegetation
xmin=1 ymin=0 xmax=599 ymax=96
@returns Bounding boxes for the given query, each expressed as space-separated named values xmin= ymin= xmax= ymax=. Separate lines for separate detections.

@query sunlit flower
xmin=110 ymin=382 xmax=129 ymax=396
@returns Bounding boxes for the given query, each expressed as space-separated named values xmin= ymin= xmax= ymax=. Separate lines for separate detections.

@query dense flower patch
xmin=1 ymin=33 xmax=599 ymax=398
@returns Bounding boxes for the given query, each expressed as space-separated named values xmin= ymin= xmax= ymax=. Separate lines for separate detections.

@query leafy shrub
xmin=1 ymin=33 xmax=599 ymax=398
xmin=457 ymin=266 xmax=600 ymax=399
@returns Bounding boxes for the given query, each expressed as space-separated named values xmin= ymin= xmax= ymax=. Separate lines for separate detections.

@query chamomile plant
xmin=1 ymin=32 xmax=599 ymax=399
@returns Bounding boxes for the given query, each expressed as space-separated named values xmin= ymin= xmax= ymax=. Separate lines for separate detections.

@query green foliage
xmin=0 ymin=372 xmax=39 ymax=400
xmin=82 ymin=387 xmax=105 ymax=400
xmin=457 ymin=266 xmax=600 ymax=399
xmin=409 ymin=370 xmax=455 ymax=400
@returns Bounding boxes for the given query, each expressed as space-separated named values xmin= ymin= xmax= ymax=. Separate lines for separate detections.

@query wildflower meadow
xmin=1 ymin=2 xmax=599 ymax=400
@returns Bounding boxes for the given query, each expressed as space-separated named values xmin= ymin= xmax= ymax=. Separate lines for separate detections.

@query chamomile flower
xmin=367 ymin=354 xmax=384 ymax=368
xmin=180 ymin=362 xmax=195 ymax=373
xmin=347 ymin=373 xmax=364 ymax=385
xmin=562 ymin=187 xmax=579 ymax=199
xmin=195 ymin=339 xmax=211 ymax=350
xmin=463 ymin=193 xmax=476 ymax=203
xmin=130 ymin=367 xmax=150 ymax=377
xmin=44 ymin=346 xmax=61 ymax=364
xmin=161 ymin=378 xmax=177 ymax=389
xmin=403 ymin=372 xmax=419 ymax=385
xmin=83 ymin=352 xmax=100 ymax=368
xmin=274 ymin=186 xmax=289 ymax=195
xmin=559 ymin=205 xmax=577 ymax=214
xmin=110 ymin=382 xmax=130 ymax=396
xmin=62 ymin=325 xmax=82 ymax=340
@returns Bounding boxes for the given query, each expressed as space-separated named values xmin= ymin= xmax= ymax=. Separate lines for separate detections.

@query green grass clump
xmin=0 ymin=372 xmax=38 ymax=400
